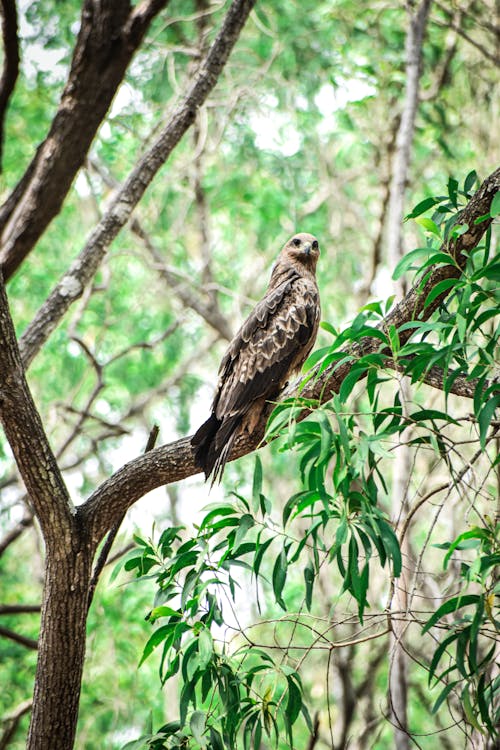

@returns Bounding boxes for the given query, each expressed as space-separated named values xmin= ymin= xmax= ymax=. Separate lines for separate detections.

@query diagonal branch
xmin=81 ymin=166 xmax=500 ymax=546
xmin=18 ymin=0 xmax=256 ymax=369
xmin=0 ymin=624 xmax=37 ymax=650
xmin=0 ymin=0 xmax=19 ymax=172
xmin=0 ymin=273 xmax=72 ymax=544
xmin=0 ymin=0 xmax=171 ymax=279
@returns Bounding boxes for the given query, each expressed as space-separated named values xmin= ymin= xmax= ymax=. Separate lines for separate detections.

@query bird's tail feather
xmin=191 ymin=413 xmax=241 ymax=484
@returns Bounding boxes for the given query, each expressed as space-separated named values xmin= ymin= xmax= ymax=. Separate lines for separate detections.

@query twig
xmin=0 ymin=698 xmax=33 ymax=750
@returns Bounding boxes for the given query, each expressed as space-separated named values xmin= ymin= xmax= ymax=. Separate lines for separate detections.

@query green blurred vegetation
xmin=0 ymin=1 xmax=498 ymax=748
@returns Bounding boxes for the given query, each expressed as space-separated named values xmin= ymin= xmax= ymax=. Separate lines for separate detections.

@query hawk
xmin=192 ymin=232 xmax=321 ymax=483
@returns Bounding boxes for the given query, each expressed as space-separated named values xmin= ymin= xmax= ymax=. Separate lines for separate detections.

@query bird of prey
xmin=191 ymin=232 xmax=321 ymax=484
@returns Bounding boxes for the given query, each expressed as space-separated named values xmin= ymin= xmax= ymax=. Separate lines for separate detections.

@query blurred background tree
xmin=0 ymin=1 xmax=498 ymax=748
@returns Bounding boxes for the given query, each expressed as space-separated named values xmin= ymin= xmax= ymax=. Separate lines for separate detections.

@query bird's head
xmin=283 ymin=233 xmax=320 ymax=271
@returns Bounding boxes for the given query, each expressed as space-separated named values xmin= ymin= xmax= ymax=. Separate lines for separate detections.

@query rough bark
xmin=18 ymin=0 xmax=257 ymax=369
xmin=0 ymin=0 xmax=170 ymax=279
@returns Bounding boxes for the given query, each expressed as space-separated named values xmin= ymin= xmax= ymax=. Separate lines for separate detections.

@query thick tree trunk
xmin=28 ymin=537 xmax=94 ymax=750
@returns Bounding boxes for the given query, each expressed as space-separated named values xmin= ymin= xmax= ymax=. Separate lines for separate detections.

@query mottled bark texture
xmin=0 ymin=0 xmax=170 ymax=279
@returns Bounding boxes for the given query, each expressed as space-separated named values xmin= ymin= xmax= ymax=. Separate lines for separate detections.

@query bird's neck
xmin=270 ymin=258 xmax=317 ymax=287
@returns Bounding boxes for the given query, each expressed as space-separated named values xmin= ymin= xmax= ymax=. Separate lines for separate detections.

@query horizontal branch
xmin=82 ymin=166 xmax=500 ymax=545
xmin=0 ymin=604 xmax=41 ymax=616
xmin=18 ymin=0 xmax=256 ymax=369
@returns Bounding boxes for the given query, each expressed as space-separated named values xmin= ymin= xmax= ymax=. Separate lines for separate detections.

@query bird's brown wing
xmin=213 ymin=270 xmax=320 ymax=420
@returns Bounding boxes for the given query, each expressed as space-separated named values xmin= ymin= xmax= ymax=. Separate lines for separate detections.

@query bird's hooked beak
xmin=303 ymin=241 xmax=312 ymax=256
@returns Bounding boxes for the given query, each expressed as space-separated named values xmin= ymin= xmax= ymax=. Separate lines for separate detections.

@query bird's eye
xmin=312 ymin=240 xmax=319 ymax=250
xmin=292 ymin=238 xmax=301 ymax=247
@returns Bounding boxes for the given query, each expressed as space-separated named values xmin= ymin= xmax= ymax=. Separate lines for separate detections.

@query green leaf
xmin=463 ymin=170 xmax=478 ymax=194
xmin=198 ymin=628 xmax=213 ymax=669
xmin=252 ymin=456 xmax=263 ymax=511
xmin=490 ymin=190 xmax=500 ymax=217
xmin=423 ymin=277 xmax=459 ymax=309
xmin=443 ymin=528 xmax=487 ymax=569
xmin=432 ymin=680 xmax=459 ymax=714
xmin=272 ymin=546 xmax=288 ymax=610
xmin=405 ymin=196 xmax=445 ymax=220
xmin=139 ymin=624 xmax=173 ymax=666
xmin=428 ymin=632 xmax=459 ymax=685
xmin=422 ymin=594 xmax=480 ymax=633
xmin=415 ymin=216 xmax=441 ymax=238
xmin=303 ymin=559 xmax=315 ymax=611
xmin=478 ymin=394 xmax=500 ymax=450
xmin=234 ymin=513 xmax=255 ymax=550
xmin=190 ymin=711 xmax=206 ymax=746
xmin=285 ymin=676 xmax=302 ymax=725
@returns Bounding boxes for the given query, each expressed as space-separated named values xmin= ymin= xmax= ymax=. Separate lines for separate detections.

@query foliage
xmin=119 ymin=178 xmax=499 ymax=748
xmin=1 ymin=1 xmax=499 ymax=748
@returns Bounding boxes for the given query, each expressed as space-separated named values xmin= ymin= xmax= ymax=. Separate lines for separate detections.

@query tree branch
xmin=0 ymin=604 xmax=40 ymax=615
xmin=0 ymin=624 xmax=37 ymax=650
xmin=81 ymin=166 xmax=500 ymax=546
xmin=0 ymin=273 xmax=73 ymax=544
xmin=0 ymin=0 xmax=171 ymax=279
xmin=0 ymin=0 xmax=19 ymax=172
xmin=0 ymin=699 xmax=32 ymax=750
xmin=18 ymin=0 xmax=256 ymax=369
xmin=0 ymin=510 xmax=33 ymax=557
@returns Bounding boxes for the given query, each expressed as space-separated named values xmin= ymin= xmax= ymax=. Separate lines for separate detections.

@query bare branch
xmin=0 ymin=0 xmax=19 ymax=172
xmin=0 ymin=0 xmax=171 ymax=279
xmin=0 ymin=510 xmax=33 ymax=557
xmin=0 ymin=604 xmax=40 ymax=615
xmin=81 ymin=167 xmax=500 ymax=546
xmin=18 ymin=0 xmax=257 ymax=369
xmin=0 ymin=624 xmax=37 ymax=650
xmin=0 ymin=699 xmax=32 ymax=750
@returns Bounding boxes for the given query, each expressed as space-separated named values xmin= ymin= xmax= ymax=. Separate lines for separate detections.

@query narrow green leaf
xmin=190 ymin=711 xmax=206 ymax=746
xmin=423 ymin=278 xmax=459 ymax=309
xmin=405 ymin=196 xmax=445 ymax=220
xmin=272 ymin=547 xmax=288 ymax=610
xmin=304 ymin=559 xmax=315 ymax=611
xmin=285 ymin=676 xmax=303 ymax=724
xmin=234 ymin=513 xmax=255 ymax=550
xmin=252 ymin=456 xmax=263 ymax=511
xmin=432 ymin=680 xmax=459 ymax=714
xmin=490 ymin=190 xmax=500 ymax=217
xmin=422 ymin=594 xmax=480 ymax=633
xmin=198 ymin=628 xmax=213 ymax=670
xmin=478 ymin=394 xmax=500 ymax=450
